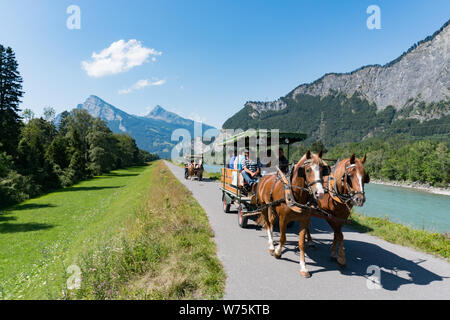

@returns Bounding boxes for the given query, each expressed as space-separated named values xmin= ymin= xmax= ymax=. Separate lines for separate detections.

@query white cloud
xmin=118 ymin=78 xmax=166 ymax=94
xmin=82 ymin=39 xmax=162 ymax=78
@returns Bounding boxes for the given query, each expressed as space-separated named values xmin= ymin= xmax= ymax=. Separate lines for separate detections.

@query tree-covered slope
xmin=75 ymin=95 xmax=218 ymax=158
xmin=223 ymin=19 xmax=450 ymax=147
xmin=223 ymin=93 xmax=450 ymax=146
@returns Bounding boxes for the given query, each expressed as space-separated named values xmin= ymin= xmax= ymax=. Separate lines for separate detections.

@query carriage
xmin=219 ymin=130 xmax=307 ymax=228
xmin=184 ymin=155 xmax=204 ymax=181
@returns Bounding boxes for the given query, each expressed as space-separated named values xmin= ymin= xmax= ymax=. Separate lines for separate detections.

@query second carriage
xmin=184 ymin=155 xmax=204 ymax=181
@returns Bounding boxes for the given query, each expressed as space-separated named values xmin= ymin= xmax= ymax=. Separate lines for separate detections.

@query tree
xmin=115 ymin=133 xmax=140 ymax=167
xmin=0 ymin=45 xmax=24 ymax=156
xmin=310 ymin=140 xmax=327 ymax=153
xmin=43 ymin=107 xmax=56 ymax=122
xmin=15 ymin=118 xmax=59 ymax=189
xmin=21 ymin=108 xmax=35 ymax=123
xmin=57 ymin=110 xmax=71 ymax=136
xmin=87 ymin=118 xmax=118 ymax=175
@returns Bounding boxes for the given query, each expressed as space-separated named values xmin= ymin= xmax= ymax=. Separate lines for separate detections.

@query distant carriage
xmin=219 ymin=130 xmax=307 ymax=228
xmin=185 ymin=155 xmax=204 ymax=181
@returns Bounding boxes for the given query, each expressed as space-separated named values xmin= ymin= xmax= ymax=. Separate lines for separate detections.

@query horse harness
xmin=264 ymin=160 xmax=351 ymax=224
xmin=328 ymin=159 xmax=365 ymax=211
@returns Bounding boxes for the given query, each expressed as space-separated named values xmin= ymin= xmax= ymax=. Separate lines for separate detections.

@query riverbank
xmin=371 ymin=179 xmax=450 ymax=196
xmin=350 ymin=213 xmax=450 ymax=260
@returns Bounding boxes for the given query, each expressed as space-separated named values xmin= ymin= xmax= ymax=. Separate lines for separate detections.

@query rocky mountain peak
xmin=77 ymin=95 xmax=125 ymax=122
xmin=247 ymin=19 xmax=450 ymax=118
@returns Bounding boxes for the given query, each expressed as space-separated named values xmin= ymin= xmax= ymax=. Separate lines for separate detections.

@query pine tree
xmin=0 ymin=45 xmax=23 ymax=156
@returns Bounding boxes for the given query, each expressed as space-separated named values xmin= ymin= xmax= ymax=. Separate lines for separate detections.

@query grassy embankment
xmin=0 ymin=161 xmax=224 ymax=299
xmin=349 ymin=213 xmax=450 ymax=260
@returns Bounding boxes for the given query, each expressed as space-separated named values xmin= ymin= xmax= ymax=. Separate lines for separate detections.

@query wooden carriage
xmin=219 ymin=130 xmax=307 ymax=228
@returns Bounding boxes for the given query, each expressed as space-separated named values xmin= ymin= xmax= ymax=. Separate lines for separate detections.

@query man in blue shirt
xmin=241 ymin=149 xmax=261 ymax=187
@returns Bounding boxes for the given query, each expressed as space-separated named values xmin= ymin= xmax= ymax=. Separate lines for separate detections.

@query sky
xmin=0 ymin=0 xmax=449 ymax=128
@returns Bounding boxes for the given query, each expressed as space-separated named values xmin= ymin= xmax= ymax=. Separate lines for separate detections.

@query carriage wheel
xmin=222 ymin=194 xmax=231 ymax=213
xmin=238 ymin=206 xmax=248 ymax=228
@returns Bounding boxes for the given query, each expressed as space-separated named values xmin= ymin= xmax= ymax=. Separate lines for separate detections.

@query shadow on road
xmin=259 ymin=217 xmax=445 ymax=291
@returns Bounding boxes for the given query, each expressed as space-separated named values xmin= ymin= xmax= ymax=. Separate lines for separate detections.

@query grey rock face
xmin=246 ymin=101 xmax=287 ymax=118
xmin=145 ymin=105 xmax=192 ymax=127
xmin=248 ymin=21 xmax=449 ymax=117
xmin=79 ymin=95 xmax=123 ymax=121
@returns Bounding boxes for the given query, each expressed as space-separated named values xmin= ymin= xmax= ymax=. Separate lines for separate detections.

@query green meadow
xmin=0 ymin=165 xmax=150 ymax=299
xmin=0 ymin=161 xmax=224 ymax=299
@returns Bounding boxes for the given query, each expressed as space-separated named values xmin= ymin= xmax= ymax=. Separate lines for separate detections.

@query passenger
xmin=234 ymin=150 xmax=245 ymax=170
xmin=279 ymin=148 xmax=289 ymax=174
xmin=228 ymin=151 xmax=237 ymax=169
xmin=241 ymin=149 xmax=261 ymax=187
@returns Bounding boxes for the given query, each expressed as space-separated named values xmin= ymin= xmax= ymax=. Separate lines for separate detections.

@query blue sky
xmin=0 ymin=0 xmax=448 ymax=128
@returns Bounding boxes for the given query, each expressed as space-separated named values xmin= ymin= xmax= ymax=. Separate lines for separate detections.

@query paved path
xmin=165 ymin=161 xmax=450 ymax=299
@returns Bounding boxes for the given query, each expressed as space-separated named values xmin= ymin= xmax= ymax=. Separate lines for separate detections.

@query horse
xmin=256 ymin=151 xmax=327 ymax=278
xmin=314 ymin=154 xmax=370 ymax=268
xmin=186 ymin=160 xmax=204 ymax=181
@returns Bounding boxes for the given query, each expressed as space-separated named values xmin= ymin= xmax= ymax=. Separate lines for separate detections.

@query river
xmin=204 ymin=164 xmax=450 ymax=234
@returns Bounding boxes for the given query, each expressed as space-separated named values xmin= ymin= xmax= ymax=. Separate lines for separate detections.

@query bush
xmin=0 ymin=171 xmax=39 ymax=206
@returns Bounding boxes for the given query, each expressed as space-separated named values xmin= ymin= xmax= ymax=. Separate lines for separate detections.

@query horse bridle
xmin=288 ymin=159 xmax=331 ymax=203
xmin=343 ymin=163 xmax=365 ymax=197
xmin=298 ymin=159 xmax=331 ymax=190
xmin=330 ymin=160 xmax=365 ymax=208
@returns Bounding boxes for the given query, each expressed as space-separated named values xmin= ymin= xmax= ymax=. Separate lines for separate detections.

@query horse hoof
xmin=274 ymin=253 xmax=282 ymax=260
xmin=338 ymin=262 xmax=346 ymax=269
xmin=300 ymin=271 xmax=311 ymax=278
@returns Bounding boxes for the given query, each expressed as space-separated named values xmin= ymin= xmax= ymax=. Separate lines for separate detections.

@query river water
xmin=204 ymin=164 xmax=450 ymax=234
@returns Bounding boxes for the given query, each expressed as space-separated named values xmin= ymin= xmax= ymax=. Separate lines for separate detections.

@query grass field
xmin=350 ymin=213 xmax=450 ymax=260
xmin=0 ymin=161 xmax=225 ymax=299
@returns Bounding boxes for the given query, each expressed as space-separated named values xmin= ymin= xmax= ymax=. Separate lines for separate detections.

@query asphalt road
xmin=165 ymin=161 xmax=450 ymax=300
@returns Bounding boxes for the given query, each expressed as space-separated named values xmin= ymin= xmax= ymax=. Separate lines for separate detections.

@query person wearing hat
xmin=240 ymin=149 xmax=261 ymax=187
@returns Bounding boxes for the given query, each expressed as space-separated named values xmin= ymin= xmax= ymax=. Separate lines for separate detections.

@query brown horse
xmin=187 ymin=161 xmax=204 ymax=180
xmin=256 ymin=151 xmax=327 ymax=278
xmin=314 ymin=154 xmax=370 ymax=268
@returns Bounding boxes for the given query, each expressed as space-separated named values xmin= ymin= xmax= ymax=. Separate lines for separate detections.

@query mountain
xmin=75 ymin=95 xmax=217 ymax=158
xmin=223 ymin=20 xmax=450 ymax=146
xmin=145 ymin=105 xmax=193 ymax=127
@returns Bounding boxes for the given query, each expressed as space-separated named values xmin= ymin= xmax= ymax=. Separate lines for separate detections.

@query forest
xmin=291 ymin=137 xmax=449 ymax=187
xmin=0 ymin=45 xmax=158 ymax=206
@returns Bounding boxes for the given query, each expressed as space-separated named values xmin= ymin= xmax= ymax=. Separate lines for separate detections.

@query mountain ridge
xmin=72 ymin=95 xmax=217 ymax=157
xmin=223 ymin=20 xmax=450 ymax=146
xmin=238 ymin=19 xmax=449 ymax=120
